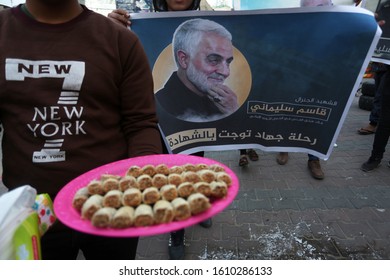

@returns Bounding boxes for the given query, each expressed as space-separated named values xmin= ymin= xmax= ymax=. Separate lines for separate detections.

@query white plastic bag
xmin=0 ymin=185 xmax=40 ymax=260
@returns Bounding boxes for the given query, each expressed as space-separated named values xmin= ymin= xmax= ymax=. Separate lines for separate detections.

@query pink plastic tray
xmin=54 ymin=154 xmax=239 ymax=237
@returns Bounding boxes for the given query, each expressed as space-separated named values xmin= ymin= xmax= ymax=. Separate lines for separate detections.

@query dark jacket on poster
xmin=155 ymin=72 xmax=223 ymax=122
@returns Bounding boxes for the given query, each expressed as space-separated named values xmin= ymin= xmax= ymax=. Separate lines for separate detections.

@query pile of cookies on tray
xmin=72 ymin=163 xmax=233 ymax=229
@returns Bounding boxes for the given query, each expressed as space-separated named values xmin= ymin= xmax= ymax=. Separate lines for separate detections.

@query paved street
xmin=1 ymin=88 xmax=390 ymax=260
xmin=136 ymin=93 xmax=390 ymax=260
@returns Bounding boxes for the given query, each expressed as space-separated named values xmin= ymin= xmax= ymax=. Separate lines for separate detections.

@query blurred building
xmin=0 ymin=0 xmax=24 ymax=9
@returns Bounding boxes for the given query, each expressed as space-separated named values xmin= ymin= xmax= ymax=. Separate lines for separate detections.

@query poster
xmin=131 ymin=6 xmax=380 ymax=159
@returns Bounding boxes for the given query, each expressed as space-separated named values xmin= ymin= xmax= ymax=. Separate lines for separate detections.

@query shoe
xmin=308 ymin=160 xmax=324 ymax=180
xmin=357 ymin=124 xmax=376 ymax=135
xmin=239 ymin=155 xmax=249 ymax=166
xmin=276 ymin=152 xmax=288 ymax=165
xmin=198 ymin=218 xmax=212 ymax=228
xmin=247 ymin=149 xmax=259 ymax=161
xmin=361 ymin=158 xmax=381 ymax=172
xmin=168 ymin=230 xmax=185 ymax=260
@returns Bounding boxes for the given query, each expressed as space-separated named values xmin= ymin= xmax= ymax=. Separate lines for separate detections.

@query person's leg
xmin=370 ymin=70 xmax=385 ymax=125
xmin=79 ymin=232 xmax=139 ymax=260
xmin=370 ymin=70 xmax=390 ymax=159
xmin=307 ymin=154 xmax=324 ymax=180
xmin=308 ymin=154 xmax=319 ymax=161
xmin=168 ymin=229 xmax=185 ymax=260
xmin=276 ymin=152 xmax=288 ymax=165
xmin=239 ymin=149 xmax=249 ymax=166
xmin=362 ymin=69 xmax=390 ymax=171
xmin=198 ymin=217 xmax=212 ymax=228
xmin=191 ymin=151 xmax=204 ymax=157
xmin=247 ymin=149 xmax=259 ymax=161
xmin=359 ymin=70 xmax=385 ymax=134
xmin=40 ymin=222 xmax=79 ymax=260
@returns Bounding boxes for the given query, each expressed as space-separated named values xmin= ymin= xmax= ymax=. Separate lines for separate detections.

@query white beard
xmin=186 ymin=62 xmax=226 ymax=95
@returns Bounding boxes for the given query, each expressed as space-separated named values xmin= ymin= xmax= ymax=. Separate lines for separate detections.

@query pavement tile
xmin=261 ymin=210 xmax=293 ymax=224
xmin=211 ymin=209 xmax=236 ymax=225
xmin=325 ymin=186 xmax=356 ymax=198
xmin=278 ymin=188 xmax=306 ymax=198
xmin=332 ymin=237 xmax=383 ymax=260
xmin=137 ymin=236 xmax=169 ymax=259
xmin=367 ymin=221 xmax=390 ymax=239
xmin=270 ymin=197 xmax=300 ymax=210
xmin=341 ymin=208 xmax=386 ymax=223
xmin=288 ymin=209 xmax=322 ymax=224
xmin=191 ymin=224 xmax=222 ymax=240
xmin=371 ymin=208 xmax=390 ymax=222
xmin=300 ymin=188 xmax=333 ymax=199
xmin=246 ymin=198 xmax=273 ymax=211
xmin=307 ymin=222 xmax=347 ymax=240
xmin=323 ymin=197 xmax=355 ymax=208
xmin=199 ymin=239 xmax=239 ymax=260
xmin=221 ymin=224 xmax=251 ymax=240
xmin=235 ymin=210 xmax=264 ymax=225
xmin=316 ymin=208 xmax=353 ymax=223
xmin=297 ymin=198 xmax=327 ymax=210
xmin=376 ymin=185 xmax=390 ymax=195
xmin=255 ymin=188 xmax=282 ymax=198
xmin=285 ymin=180 xmax=313 ymax=189
xmin=375 ymin=197 xmax=390 ymax=208
xmin=348 ymin=197 xmax=381 ymax=209
xmin=366 ymin=239 xmax=390 ymax=259
xmin=338 ymin=221 xmax=380 ymax=239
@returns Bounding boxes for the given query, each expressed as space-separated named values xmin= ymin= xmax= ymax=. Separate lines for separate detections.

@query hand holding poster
xmin=131 ymin=6 xmax=380 ymax=159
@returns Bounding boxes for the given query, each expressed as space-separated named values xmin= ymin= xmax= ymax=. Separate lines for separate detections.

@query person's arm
xmin=118 ymin=32 xmax=163 ymax=156
xmin=108 ymin=9 xmax=131 ymax=28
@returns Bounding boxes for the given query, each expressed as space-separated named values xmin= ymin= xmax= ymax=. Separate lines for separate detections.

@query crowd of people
xmin=0 ymin=0 xmax=388 ymax=261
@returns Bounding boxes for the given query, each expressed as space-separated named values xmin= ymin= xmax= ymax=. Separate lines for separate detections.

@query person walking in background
xmin=357 ymin=0 xmax=388 ymax=135
xmin=361 ymin=64 xmax=390 ymax=171
xmin=239 ymin=149 xmax=259 ymax=166
xmin=361 ymin=4 xmax=389 ymax=172
xmin=358 ymin=62 xmax=387 ymax=135
xmin=0 ymin=0 xmax=162 ymax=259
